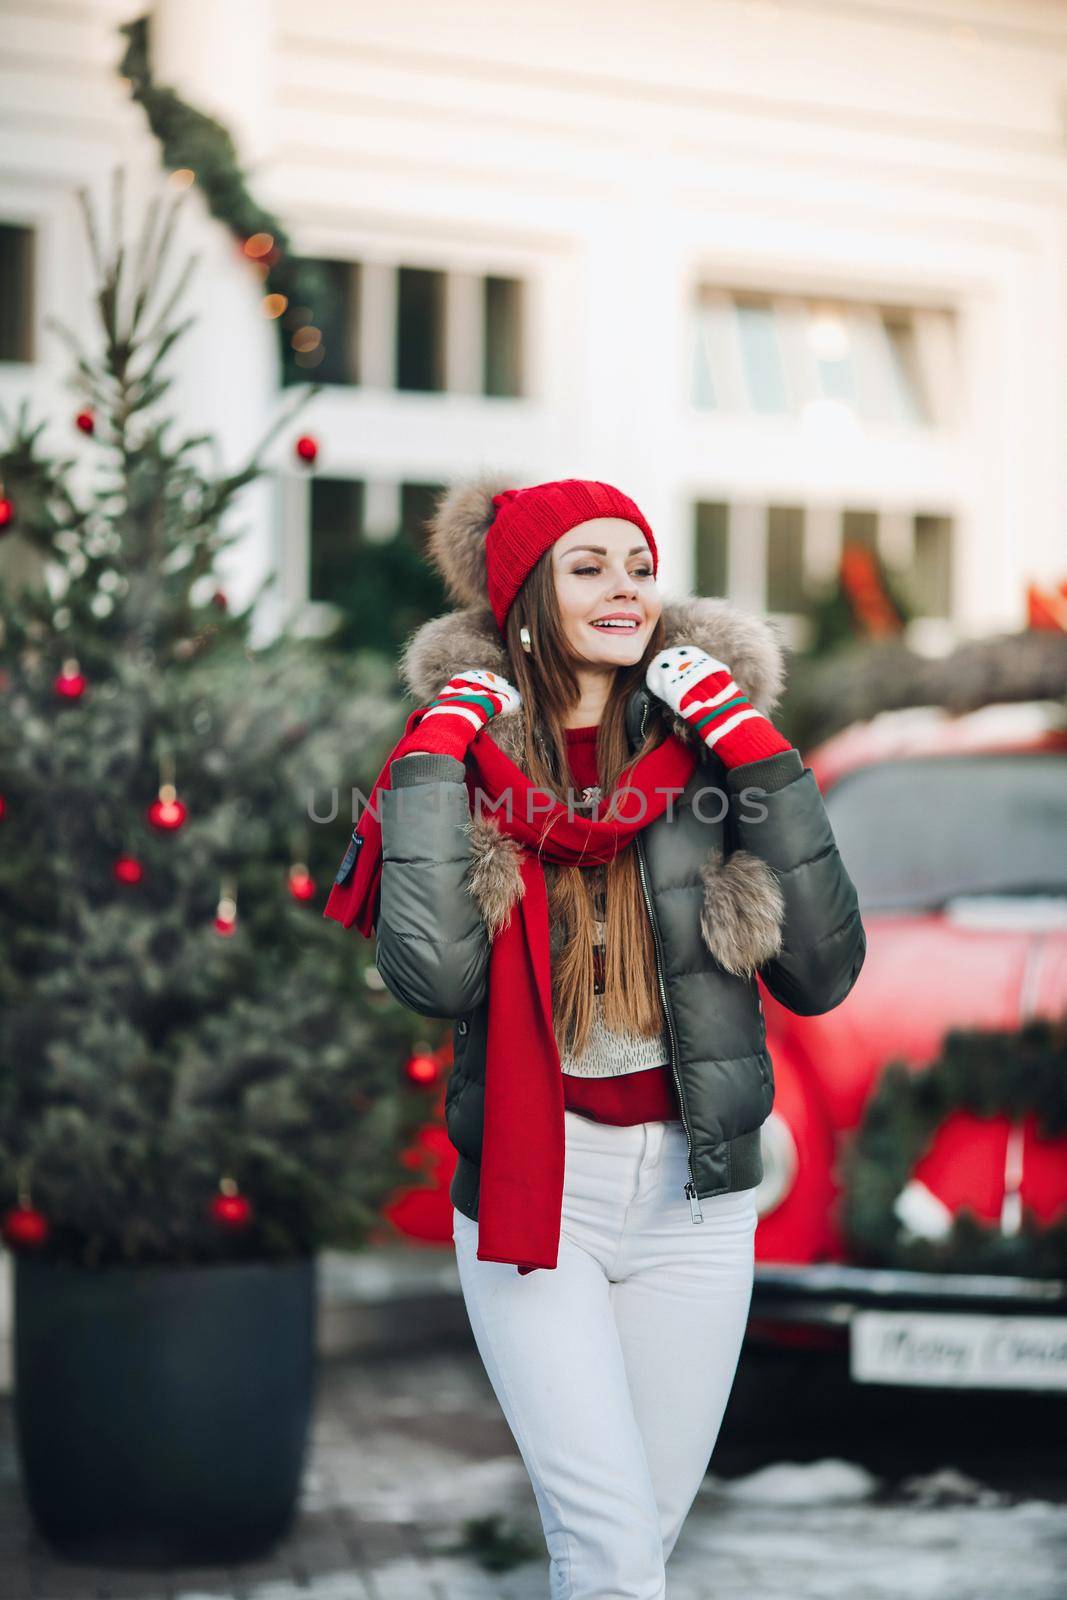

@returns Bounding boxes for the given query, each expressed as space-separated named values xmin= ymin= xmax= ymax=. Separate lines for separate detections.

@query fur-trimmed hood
xmin=394 ymin=594 xmax=792 ymax=978
xmin=400 ymin=593 xmax=787 ymax=760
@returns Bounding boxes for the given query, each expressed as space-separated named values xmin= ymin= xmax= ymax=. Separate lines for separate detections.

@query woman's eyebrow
xmin=561 ymin=544 xmax=650 ymax=557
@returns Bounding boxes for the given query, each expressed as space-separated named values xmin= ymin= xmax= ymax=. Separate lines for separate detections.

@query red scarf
xmin=324 ymin=704 xmax=698 ymax=1273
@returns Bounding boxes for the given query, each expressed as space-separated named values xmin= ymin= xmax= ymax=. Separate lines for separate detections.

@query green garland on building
xmin=838 ymin=1015 xmax=1067 ymax=1279
xmin=117 ymin=14 xmax=340 ymax=387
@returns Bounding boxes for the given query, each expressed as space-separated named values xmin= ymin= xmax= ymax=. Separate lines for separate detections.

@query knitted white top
xmin=553 ymin=860 xmax=671 ymax=1078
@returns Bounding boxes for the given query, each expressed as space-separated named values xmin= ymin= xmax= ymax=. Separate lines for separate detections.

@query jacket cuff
xmin=724 ymin=747 xmax=804 ymax=795
xmin=390 ymin=751 xmax=467 ymax=787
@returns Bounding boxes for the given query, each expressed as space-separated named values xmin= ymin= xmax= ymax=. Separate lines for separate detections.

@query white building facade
xmin=3 ymin=0 xmax=1067 ymax=652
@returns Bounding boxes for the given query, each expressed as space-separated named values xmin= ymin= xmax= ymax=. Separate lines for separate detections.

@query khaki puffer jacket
xmin=370 ymin=596 xmax=866 ymax=1224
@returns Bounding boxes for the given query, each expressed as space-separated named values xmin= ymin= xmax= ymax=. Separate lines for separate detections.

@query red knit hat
xmin=485 ymin=479 xmax=659 ymax=633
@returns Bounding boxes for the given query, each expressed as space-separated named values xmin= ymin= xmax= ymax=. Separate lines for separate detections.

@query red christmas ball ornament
xmin=294 ymin=434 xmax=319 ymax=466
xmin=2 ymin=1202 xmax=50 ymax=1250
xmin=0 ymin=497 xmax=13 ymax=533
xmin=209 ymin=1177 xmax=253 ymax=1229
xmin=113 ymin=854 xmax=144 ymax=884
xmin=287 ymin=863 xmax=316 ymax=901
xmin=147 ymin=784 xmax=187 ymax=830
xmin=210 ymin=589 xmax=228 ymax=611
xmin=54 ymin=658 xmax=87 ymax=699
xmin=405 ymin=1047 xmax=440 ymax=1086
xmin=75 ymin=408 xmax=95 ymax=435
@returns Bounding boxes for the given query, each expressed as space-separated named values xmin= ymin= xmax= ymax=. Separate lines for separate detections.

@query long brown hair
xmin=501 ymin=547 xmax=669 ymax=1057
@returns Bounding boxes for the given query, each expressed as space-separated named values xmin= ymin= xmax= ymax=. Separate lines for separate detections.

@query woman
xmin=325 ymin=477 xmax=866 ymax=1599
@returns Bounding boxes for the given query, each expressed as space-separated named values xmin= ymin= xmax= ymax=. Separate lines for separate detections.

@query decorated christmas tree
xmin=0 ymin=172 xmax=442 ymax=1269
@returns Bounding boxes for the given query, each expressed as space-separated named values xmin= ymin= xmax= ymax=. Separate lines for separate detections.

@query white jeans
xmin=452 ymin=1107 xmax=759 ymax=1599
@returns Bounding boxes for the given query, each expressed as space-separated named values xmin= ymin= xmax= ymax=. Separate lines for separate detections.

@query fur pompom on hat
xmin=426 ymin=475 xmax=659 ymax=634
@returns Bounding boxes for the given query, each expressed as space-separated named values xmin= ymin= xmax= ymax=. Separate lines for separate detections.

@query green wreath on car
xmin=838 ymin=1015 xmax=1067 ymax=1279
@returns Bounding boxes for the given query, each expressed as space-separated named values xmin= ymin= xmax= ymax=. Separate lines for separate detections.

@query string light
xmin=214 ymin=874 xmax=238 ymax=935
xmin=147 ymin=751 xmax=188 ymax=830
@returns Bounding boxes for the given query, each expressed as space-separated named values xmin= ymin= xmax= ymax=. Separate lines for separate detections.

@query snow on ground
xmin=348 ymin=1473 xmax=1067 ymax=1600
xmin=4 ymin=1348 xmax=1064 ymax=1600
xmin=229 ymin=1355 xmax=1067 ymax=1600
xmin=673 ymin=1459 xmax=1066 ymax=1600
xmin=300 ymin=1427 xmax=1067 ymax=1600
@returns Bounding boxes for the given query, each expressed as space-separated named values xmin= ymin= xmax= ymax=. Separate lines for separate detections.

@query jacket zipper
xmin=634 ymin=828 xmax=703 ymax=1224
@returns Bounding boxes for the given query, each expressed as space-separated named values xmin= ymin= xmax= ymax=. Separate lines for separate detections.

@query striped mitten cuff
xmin=645 ymin=645 xmax=792 ymax=769
xmin=404 ymin=669 xmax=522 ymax=761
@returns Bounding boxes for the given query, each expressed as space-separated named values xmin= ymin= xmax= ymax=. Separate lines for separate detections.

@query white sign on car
xmin=850 ymin=1310 xmax=1067 ymax=1390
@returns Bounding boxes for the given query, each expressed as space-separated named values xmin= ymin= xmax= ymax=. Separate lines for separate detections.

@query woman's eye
xmin=574 ymin=566 xmax=653 ymax=577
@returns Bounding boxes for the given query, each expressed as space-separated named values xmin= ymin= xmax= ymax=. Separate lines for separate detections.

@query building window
xmin=311 ymin=478 xmax=450 ymax=655
xmin=694 ymin=502 xmax=729 ymax=597
xmin=397 ymin=267 xmax=446 ymax=392
xmin=881 ymin=313 xmax=930 ymax=426
xmin=842 ymin=509 xmax=879 ymax=552
xmin=484 ymin=275 xmax=523 ymax=397
xmin=294 ymin=259 xmax=359 ymax=384
xmin=766 ymin=506 xmax=806 ymax=613
xmin=308 ymin=477 xmax=364 ymax=603
xmin=910 ymin=514 xmax=953 ymax=617
xmin=282 ymin=257 xmax=527 ymax=397
xmin=691 ymin=498 xmax=957 ymax=623
xmin=0 ymin=222 xmax=35 ymax=363
xmin=735 ymin=295 xmax=790 ymax=414
xmin=690 ymin=288 xmax=953 ymax=428
xmin=808 ymin=305 xmax=857 ymax=406
xmin=400 ymin=481 xmax=445 ymax=553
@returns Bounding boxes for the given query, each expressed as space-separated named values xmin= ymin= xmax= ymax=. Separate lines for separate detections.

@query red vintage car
xmin=749 ymin=694 xmax=1067 ymax=1393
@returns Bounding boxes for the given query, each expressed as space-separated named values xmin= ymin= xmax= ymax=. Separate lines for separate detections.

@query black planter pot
xmin=13 ymin=1253 xmax=317 ymax=1565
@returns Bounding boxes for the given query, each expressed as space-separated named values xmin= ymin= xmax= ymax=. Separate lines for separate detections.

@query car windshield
xmin=823 ymin=752 xmax=1067 ymax=912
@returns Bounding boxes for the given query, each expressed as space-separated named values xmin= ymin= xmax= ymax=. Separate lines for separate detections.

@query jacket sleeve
xmin=374 ymin=750 xmax=491 ymax=1019
xmin=724 ymin=747 xmax=866 ymax=1016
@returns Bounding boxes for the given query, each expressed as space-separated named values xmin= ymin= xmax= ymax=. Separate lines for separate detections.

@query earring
xmin=519 ymin=625 xmax=532 ymax=654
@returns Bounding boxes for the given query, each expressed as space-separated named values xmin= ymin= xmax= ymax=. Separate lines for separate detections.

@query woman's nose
xmin=609 ymin=573 xmax=639 ymax=597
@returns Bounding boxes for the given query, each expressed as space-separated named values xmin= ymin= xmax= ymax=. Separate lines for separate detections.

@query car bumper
xmin=750 ymin=1261 xmax=1067 ymax=1336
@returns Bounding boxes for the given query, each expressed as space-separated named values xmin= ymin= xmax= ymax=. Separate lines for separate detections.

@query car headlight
xmin=754 ymin=1111 xmax=798 ymax=1217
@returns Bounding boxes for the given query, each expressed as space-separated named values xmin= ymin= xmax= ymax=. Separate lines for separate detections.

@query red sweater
xmin=559 ymin=724 xmax=681 ymax=1126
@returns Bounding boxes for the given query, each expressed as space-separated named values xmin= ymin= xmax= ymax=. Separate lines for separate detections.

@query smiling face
xmin=552 ymin=517 xmax=662 ymax=668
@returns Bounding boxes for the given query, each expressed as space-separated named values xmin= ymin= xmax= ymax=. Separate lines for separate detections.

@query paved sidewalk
xmin=4 ymin=1340 xmax=537 ymax=1600
xmin=2 ymin=1341 xmax=1065 ymax=1600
